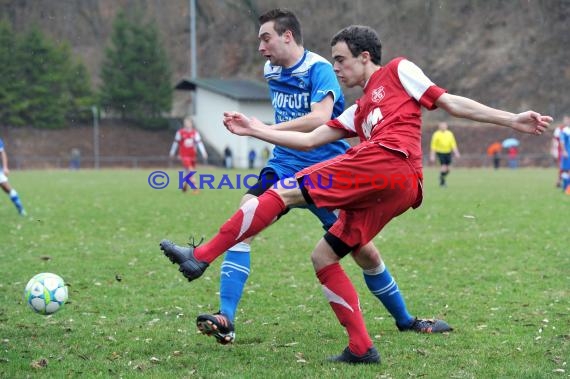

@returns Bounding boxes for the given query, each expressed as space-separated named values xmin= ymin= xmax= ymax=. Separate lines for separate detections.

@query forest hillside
xmin=2 ymin=0 xmax=568 ymax=120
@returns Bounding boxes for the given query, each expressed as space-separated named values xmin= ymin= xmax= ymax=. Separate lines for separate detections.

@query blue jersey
xmin=0 ymin=138 xmax=4 ymax=172
xmin=562 ymin=128 xmax=570 ymax=152
xmin=262 ymin=50 xmax=349 ymax=178
xmin=561 ymin=127 xmax=570 ymax=170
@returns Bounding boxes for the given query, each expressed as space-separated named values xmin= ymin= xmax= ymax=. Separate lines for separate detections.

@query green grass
xmin=0 ymin=167 xmax=568 ymax=378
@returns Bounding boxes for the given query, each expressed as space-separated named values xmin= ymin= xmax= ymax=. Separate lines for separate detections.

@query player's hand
xmin=511 ymin=111 xmax=552 ymax=135
xmin=3 ymin=167 xmax=9 ymax=176
xmin=223 ymin=111 xmax=254 ymax=136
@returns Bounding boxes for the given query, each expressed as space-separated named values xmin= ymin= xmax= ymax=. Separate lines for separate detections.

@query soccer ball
xmin=24 ymin=273 xmax=68 ymax=315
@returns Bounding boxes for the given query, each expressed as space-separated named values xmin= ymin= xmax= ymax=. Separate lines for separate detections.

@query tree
xmin=0 ymin=21 xmax=93 ymax=128
xmin=64 ymin=51 xmax=97 ymax=123
xmin=99 ymin=10 xmax=172 ymax=124
xmin=18 ymin=28 xmax=72 ymax=128
xmin=0 ymin=20 xmax=26 ymax=125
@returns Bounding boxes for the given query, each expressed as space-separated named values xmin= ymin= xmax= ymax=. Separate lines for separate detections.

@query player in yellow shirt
xmin=430 ymin=122 xmax=460 ymax=187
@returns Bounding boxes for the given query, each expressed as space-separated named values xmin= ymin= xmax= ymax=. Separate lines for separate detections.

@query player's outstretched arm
xmin=266 ymin=94 xmax=335 ymax=132
xmin=436 ymin=93 xmax=552 ymax=135
xmin=223 ymin=111 xmax=345 ymax=150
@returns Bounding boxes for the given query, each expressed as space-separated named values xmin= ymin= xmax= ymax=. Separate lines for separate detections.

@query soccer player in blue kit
xmin=559 ymin=123 xmax=570 ymax=193
xmin=0 ymin=137 xmax=26 ymax=216
xmin=188 ymin=8 xmax=451 ymax=345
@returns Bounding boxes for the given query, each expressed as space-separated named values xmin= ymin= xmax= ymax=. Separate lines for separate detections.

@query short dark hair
xmin=259 ymin=9 xmax=303 ymax=45
xmin=331 ymin=25 xmax=382 ymax=65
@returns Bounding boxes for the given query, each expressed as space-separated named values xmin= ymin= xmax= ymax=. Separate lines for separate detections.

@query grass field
xmin=0 ymin=167 xmax=568 ymax=378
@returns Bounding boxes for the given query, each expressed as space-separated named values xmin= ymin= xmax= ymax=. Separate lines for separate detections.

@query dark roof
xmin=175 ymin=78 xmax=270 ymax=101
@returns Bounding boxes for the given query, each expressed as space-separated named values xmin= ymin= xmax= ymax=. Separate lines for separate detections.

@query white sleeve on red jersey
xmin=397 ymin=59 xmax=435 ymax=100
xmin=397 ymin=59 xmax=445 ymax=109
xmin=553 ymin=126 xmax=561 ymax=139
xmin=169 ymin=130 xmax=181 ymax=157
xmin=194 ymin=131 xmax=208 ymax=159
xmin=327 ymin=104 xmax=358 ymax=136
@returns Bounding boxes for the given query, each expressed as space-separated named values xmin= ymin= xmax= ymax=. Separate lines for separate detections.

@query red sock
xmin=316 ymin=263 xmax=373 ymax=356
xmin=194 ymin=190 xmax=286 ymax=263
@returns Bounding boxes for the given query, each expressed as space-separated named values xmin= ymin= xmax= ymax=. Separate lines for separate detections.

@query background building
xmin=175 ymin=78 xmax=274 ymax=169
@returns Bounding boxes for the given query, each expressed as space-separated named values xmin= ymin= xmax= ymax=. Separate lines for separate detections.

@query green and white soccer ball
xmin=24 ymin=273 xmax=68 ymax=315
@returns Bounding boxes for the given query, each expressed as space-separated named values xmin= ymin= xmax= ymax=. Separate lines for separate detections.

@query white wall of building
xmin=192 ymin=88 xmax=274 ymax=169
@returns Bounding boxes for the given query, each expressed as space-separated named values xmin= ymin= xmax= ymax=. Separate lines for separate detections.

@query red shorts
xmin=296 ymin=142 xmax=423 ymax=250
xmin=180 ymin=156 xmax=196 ymax=170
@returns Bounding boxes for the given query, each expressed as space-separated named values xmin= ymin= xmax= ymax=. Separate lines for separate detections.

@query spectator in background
xmin=248 ymin=149 xmax=257 ymax=169
xmin=486 ymin=141 xmax=502 ymax=169
xmin=507 ymin=146 xmax=519 ymax=169
xmin=0 ymin=137 xmax=27 ymax=216
xmin=224 ymin=145 xmax=233 ymax=169
xmin=552 ymin=115 xmax=569 ymax=187
xmin=430 ymin=122 xmax=460 ymax=187
xmin=169 ymin=116 xmax=208 ymax=193
xmin=70 ymin=148 xmax=81 ymax=170
xmin=261 ymin=146 xmax=271 ymax=166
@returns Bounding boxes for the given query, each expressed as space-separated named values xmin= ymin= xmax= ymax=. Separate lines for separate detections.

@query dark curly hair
xmin=331 ymin=25 xmax=382 ymax=65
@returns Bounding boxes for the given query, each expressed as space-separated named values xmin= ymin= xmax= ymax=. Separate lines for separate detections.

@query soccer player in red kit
xmin=160 ymin=25 xmax=551 ymax=364
xmin=169 ymin=116 xmax=208 ymax=192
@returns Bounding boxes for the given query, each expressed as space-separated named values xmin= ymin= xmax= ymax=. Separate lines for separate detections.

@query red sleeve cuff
xmin=420 ymin=85 xmax=447 ymax=110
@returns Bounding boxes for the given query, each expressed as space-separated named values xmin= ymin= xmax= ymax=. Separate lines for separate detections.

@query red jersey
xmin=327 ymin=57 xmax=446 ymax=172
xmin=553 ymin=125 xmax=564 ymax=160
xmin=175 ymin=128 xmax=202 ymax=157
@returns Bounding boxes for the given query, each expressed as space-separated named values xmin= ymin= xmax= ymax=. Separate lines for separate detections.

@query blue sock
xmin=562 ymin=172 xmax=570 ymax=192
xmin=363 ymin=263 xmax=415 ymax=328
xmin=219 ymin=243 xmax=251 ymax=322
xmin=9 ymin=189 xmax=24 ymax=214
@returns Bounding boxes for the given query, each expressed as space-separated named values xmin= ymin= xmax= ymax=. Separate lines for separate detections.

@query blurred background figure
xmin=430 ymin=122 xmax=460 ymax=187
xmin=224 ymin=145 xmax=233 ymax=169
xmin=169 ymin=115 xmax=208 ymax=193
xmin=248 ymin=148 xmax=256 ymax=169
xmin=0 ymin=137 xmax=27 ymax=216
xmin=261 ymin=146 xmax=271 ymax=167
xmin=559 ymin=120 xmax=570 ymax=194
xmin=502 ymin=138 xmax=520 ymax=169
xmin=552 ymin=115 xmax=570 ymax=187
xmin=486 ymin=141 xmax=502 ymax=169
xmin=70 ymin=148 xmax=81 ymax=170
xmin=507 ymin=147 xmax=519 ymax=169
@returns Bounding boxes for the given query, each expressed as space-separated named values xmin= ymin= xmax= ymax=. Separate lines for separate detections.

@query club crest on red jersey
xmin=371 ymin=86 xmax=385 ymax=103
